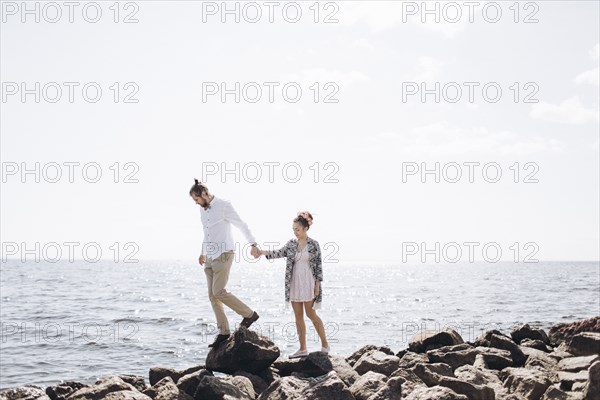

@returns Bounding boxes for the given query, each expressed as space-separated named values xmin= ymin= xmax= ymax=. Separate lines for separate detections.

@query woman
xmin=258 ymin=211 xmax=330 ymax=358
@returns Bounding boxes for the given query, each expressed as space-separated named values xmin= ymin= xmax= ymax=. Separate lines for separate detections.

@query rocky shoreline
xmin=1 ymin=316 xmax=599 ymax=400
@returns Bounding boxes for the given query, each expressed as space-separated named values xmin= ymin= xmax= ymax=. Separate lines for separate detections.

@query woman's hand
xmin=314 ymin=281 xmax=320 ymax=298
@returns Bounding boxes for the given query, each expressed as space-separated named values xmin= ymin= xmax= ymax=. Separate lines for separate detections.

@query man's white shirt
xmin=200 ymin=196 xmax=257 ymax=259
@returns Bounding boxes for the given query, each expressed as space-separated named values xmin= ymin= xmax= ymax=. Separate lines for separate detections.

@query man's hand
xmin=250 ymin=245 xmax=260 ymax=259
xmin=199 ymin=255 xmax=206 ymax=266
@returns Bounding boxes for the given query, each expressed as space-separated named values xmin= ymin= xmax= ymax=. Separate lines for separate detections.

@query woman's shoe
xmin=321 ymin=346 xmax=330 ymax=353
xmin=289 ymin=349 xmax=309 ymax=359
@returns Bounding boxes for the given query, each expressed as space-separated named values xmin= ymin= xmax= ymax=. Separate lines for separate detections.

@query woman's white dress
xmin=289 ymin=246 xmax=316 ymax=302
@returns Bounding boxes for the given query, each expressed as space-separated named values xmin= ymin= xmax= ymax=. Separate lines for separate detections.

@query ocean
xmin=0 ymin=260 xmax=598 ymax=389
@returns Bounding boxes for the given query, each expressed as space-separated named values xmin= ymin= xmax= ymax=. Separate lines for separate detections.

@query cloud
xmin=406 ymin=56 xmax=446 ymax=82
xmin=280 ymin=68 xmax=370 ymax=89
xmin=339 ymin=2 xmax=467 ymax=38
xmin=574 ymin=67 xmax=599 ymax=87
xmin=371 ymin=121 xmax=563 ymax=157
xmin=590 ymin=43 xmax=599 ymax=61
xmin=530 ymin=96 xmax=599 ymax=124
xmin=574 ymin=44 xmax=600 ymax=87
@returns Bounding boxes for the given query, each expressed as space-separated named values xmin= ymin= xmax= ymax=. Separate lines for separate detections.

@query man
xmin=189 ymin=179 xmax=260 ymax=347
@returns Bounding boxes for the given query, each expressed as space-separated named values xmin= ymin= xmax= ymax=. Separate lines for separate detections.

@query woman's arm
xmin=261 ymin=240 xmax=292 ymax=260
xmin=313 ymin=240 xmax=323 ymax=282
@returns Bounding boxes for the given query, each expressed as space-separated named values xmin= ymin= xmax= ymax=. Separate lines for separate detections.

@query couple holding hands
xmin=190 ymin=179 xmax=329 ymax=358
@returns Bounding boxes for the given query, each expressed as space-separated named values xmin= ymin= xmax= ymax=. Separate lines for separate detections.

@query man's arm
xmin=223 ymin=200 xmax=258 ymax=245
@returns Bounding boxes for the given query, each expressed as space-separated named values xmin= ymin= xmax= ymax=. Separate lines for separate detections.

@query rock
xmin=408 ymin=328 xmax=464 ymax=353
xmin=234 ymin=371 xmax=269 ymax=396
xmin=349 ymin=371 xmax=387 ymax=400
xmin=142 ymin=377 xmax=192 ymax=400
xmin=488 ymin=333 xmax=527 ymax=367
xmin=567 ymin=332 xmax=600 ymax=357
xmin=193 ymin=375 xmax=252 ymax=400
xmin=475 ymin=346 xmax=514 ymax=370
xmin=328 ymin=354 xmax=361 ymax=386
xmin=398 ymin=351 xmax=429 ymax=369
xmin=473 ymin=354 xmax=488 ymax=370
xmin=541 ymin=385 xmax=569 ymax=400
xmin=102 ymin=392 xmax=151 ymax=400
xmin=258 ymin=370 xmax=355 ymax=400
xmin=502 ymin=367 xmax=553 ymax=400
xmin=411 ymin=363 xmax=454 ymax=386
xmin=354 ymin=350 xmax=400 ymax=376
xmin=273 ymin=352 xmax=333 ymax=377
xmin=45 ymin=381 xmax=88 ymax=400
xmin=427 ymin=344 xmax=479 ymax=370
xmin=222 ymin=376 xmax=255 ymax=399
xmin=511 ymin=324 xmax=550 ymax=345
xmin=148 ymin=365 xmax=204 ymax=386
xmin=346 ymin=345 xmax=395 ymax=366
xmin=205 ymin=326 xmax=280 ymax=374
xmin=367 ymin=376 xmax=403 ymax=400
xmin=558 ymin=355 xmax=600 ymax=372
xmin=0 ymin=385 xmax=49 ymax=400
xmin=175 ymin=369 xmax=213 ymax=397
xmin=521 ymin=346 xmax=559 ymax=371
xmin=404 ymin=385 xmax=468 ymax=400
xmin=411 ymin=363 xmax=494 ymax=400
xmin=521 ymin=338 xmax=553 ymax=352
xmin=117 ymin=376 xmax=147 ymax=393
xmin=67 ymin=377 xmax=140 ymax=400
xmin=389 ymin=367 xmax=426 ymax=397
xmin=584 ymin=360 xmax=600 ymax=400
xmin=549 ymin=317 xmax=600 ymax=346
xmin=558 ymin=370 xmax=589 ymax=391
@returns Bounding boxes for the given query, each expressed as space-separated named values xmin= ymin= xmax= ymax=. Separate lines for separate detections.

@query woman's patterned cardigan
xmin=263 ymin=237 xmax=323 ymax=309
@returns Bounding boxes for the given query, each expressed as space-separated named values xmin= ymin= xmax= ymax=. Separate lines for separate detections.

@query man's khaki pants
xmin=204 ymin=251 xmax=253 ymax=334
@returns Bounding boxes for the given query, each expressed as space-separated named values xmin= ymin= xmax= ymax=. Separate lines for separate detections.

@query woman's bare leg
xmin=291 ymin=301 xmax=307 ymax=351
xmin=304 ymin=302 xmax=329 ymax=348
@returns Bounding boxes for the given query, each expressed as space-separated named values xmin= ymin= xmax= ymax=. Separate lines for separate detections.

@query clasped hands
xmin=250 ymin=245 xmax=262 ymax=259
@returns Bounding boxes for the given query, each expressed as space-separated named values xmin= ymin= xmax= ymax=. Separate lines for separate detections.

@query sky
xmin=1 ymin=0 xmax=599 ymax=263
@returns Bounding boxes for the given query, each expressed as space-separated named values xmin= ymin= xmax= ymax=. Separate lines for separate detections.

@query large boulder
xmin=193 ymin=375 xmax=252 ymax=400
xmin=45 ymin=381 xmax=88 ymax=400
xmin=148 ymin=365 xmax=205 ymax=386
xmin=175 ymin=369 xmax=214 ymax=397
xmin=477 ymin=333 xmax=527 ymax=367
xmin=205 ymin=326 xmax=280 ymax=374
xmin=411 ymin=363 xmax=494 ymax=400
xmin=102 ymin=392 xmax=152 ymax=400
xmin=501 ymin=367 xmax=553 ymax=399
xmin=404 ymin=385 xmax=468 ymax=400
xmin=328 ymin=355 xmax=361 ymax=387
xmin=557 ymin=355 xmax=599 ymax=372
xmin=349 ymin=371 xmax=387 ymax=400
xmin=511 ymin=324 xmax=551 ymax=345
xmin=521 ymin=346 xmax=559 ymax=372
xmin=475 ymin=346 xmax=514 ymax=370
xmin=367 ymin=376 xmax=403 ymax=400
xmin=346 ymin=345 xmax=395 ymax=366
xmin=548 ymin=317 xmax=600 ymax=346
xmin=353 ymin=350 xmax=400 ymax=376
xmin=67 ymin=377 xmax=142 ymax=400
xmin=584 ymin=360 xmax=600 ymax=400
xmin=233 ymin=370 xmax=269 ymax=396
xmin=142 ymin=376 xmax=192 ymax=400
xmin=258 ymin=370 xmax=355 ymax=400
xmin=398 ymin=351 xmax=429 ymax=369
xmin=567 ymin=332 xmax=600 ymax=357
xmin=426 ymin=344 xmax=479 ymax=370
xmin=0 ymin=386 xmax=50 ymax=400
xmin=273 ymin=352 xmax=333 ymax=377
xmin=408 ymin=329 xmax=464 ymax=353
